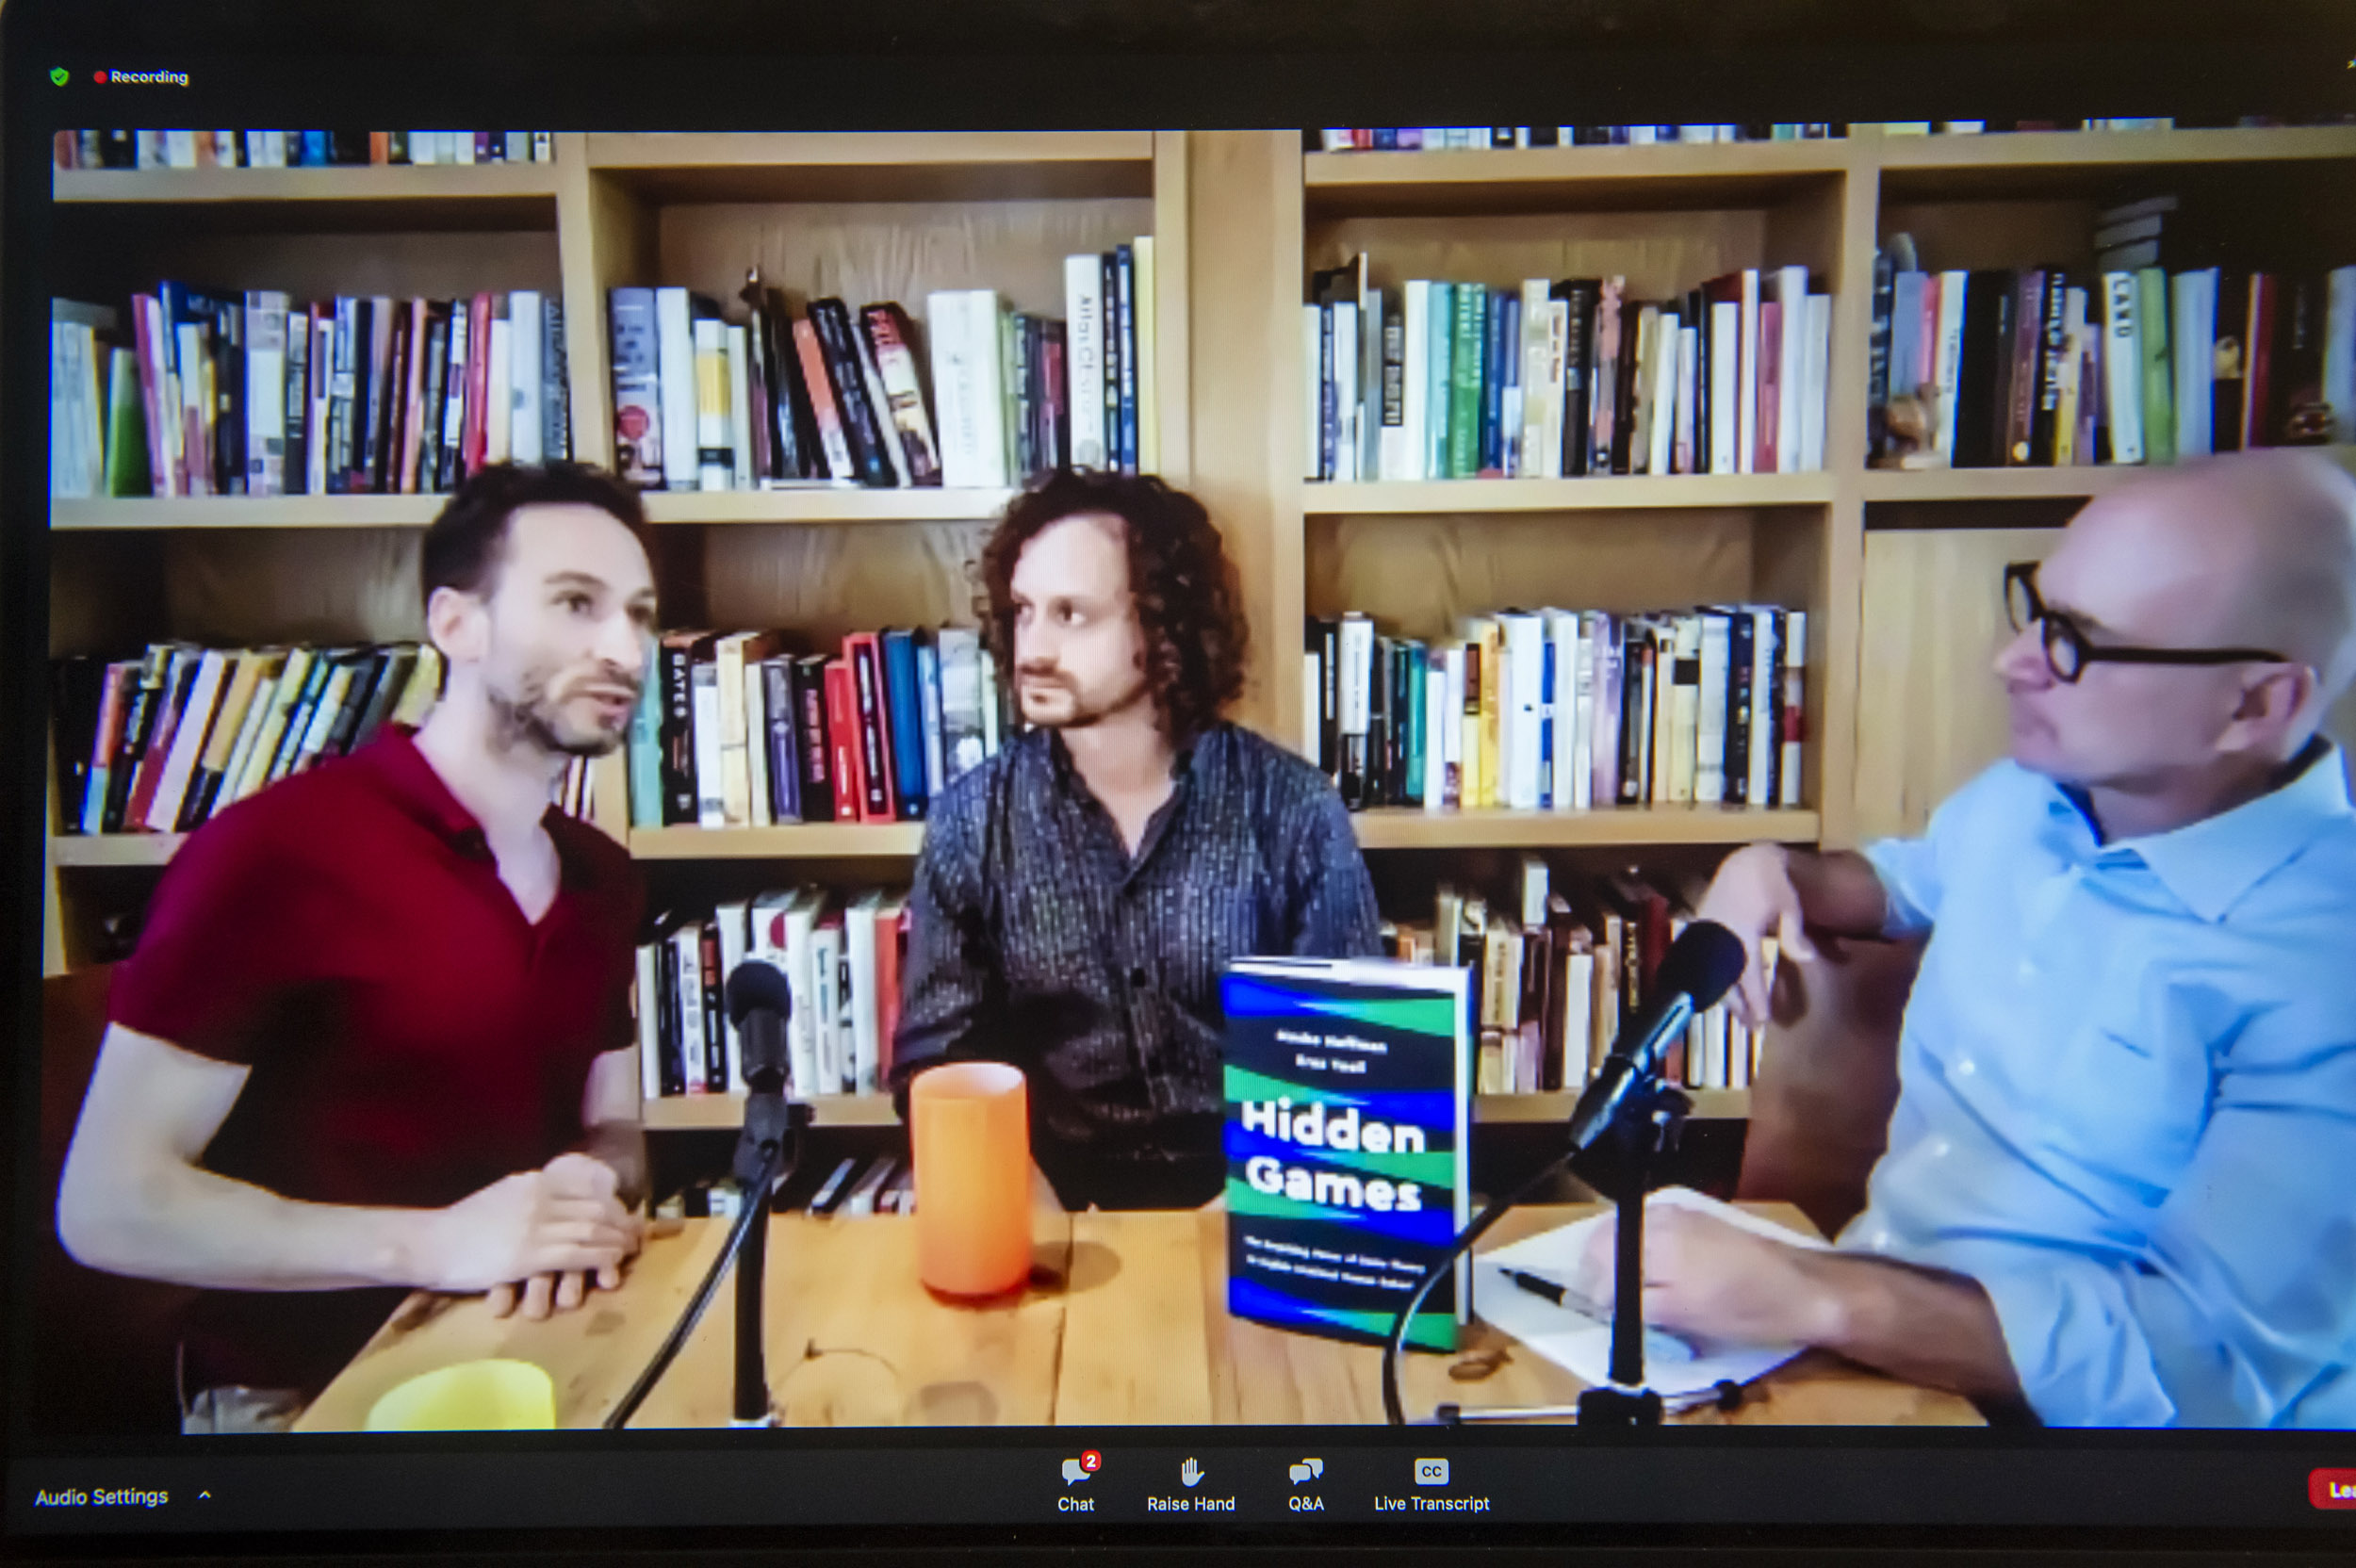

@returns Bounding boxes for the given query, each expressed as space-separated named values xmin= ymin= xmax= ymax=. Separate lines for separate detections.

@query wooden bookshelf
xmin=581 ymin=131 xmax=1156 ymax=204
xmin=1307 ymin=474 xmax=1834 ymax=514
xmin=52 ymin=162 xmax=561 ymax=228
xmin=645 ymin=1093 xmax=901 ymax=1133
xmin=51 ymin=834 xmax=183 ymax=869
xmin=1475 ymin=1087 xmax=1749 ymax=1123
xmin=50 ymin=497 xmax=448 ymax=531
xmin=641 ymin=1087 xmax=1751 ymax=1133
xmin=47 ymin=124 xmax=2356 ymax=1149
xmin=1871 ymin=123 xmax=2356 ymax=186
xmin=639 ymin=488 xmax=1020 ymax=526
xmin=1350 ymin=808 xmax=1818 ymax=852
xmin=1859 ymin=445 xmax=2356 ymax=506
xmin=630 ymin=825 xmax=926 ymax=860
xmin=1303 ymin=139 xmax=1856 ymax=217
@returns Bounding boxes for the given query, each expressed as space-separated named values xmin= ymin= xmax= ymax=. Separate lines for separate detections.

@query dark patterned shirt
xmin=892 ymin=721 xmax=1382 ymax=1187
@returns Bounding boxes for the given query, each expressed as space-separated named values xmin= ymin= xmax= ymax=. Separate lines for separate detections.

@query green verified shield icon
xmin=49 ymin=67 xmax=69 ymax=86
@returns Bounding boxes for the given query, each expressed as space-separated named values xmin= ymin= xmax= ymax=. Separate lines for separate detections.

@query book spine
xmin=859 ymin=303 xmax=944 ymax=485
xmin=1778 ymin=612 xmax=1808 ymax=808
xmin=654 ymin=287 xmax=699 ymax=489
xmin=1115 ymin=244 xmax=1139 ymax=472
xmin=1723 ymin=610 xmax=1755 ymax=806
xmin=845 ymin=635 xmax=896 ymax=822
xmin=1588 ymin=279 xmax=1622 ymax=474
xmin=1448 ymin=285 xmax=1482 ymax=478
xmin=727 ymin=322 xmax=756 ymax=490
xmin=1065 ymin=254 xmax=1108 ymax=468
xmin=2138 ymin=269 xmax=2176 ymax=464
xmin=794 ymin=314 xmax=857 ymax=481
xmin=881 ymin=630 xmax=928 ymax=821
xmin=627 ymin=669 xmax=664 ymax=829
xmin=797 ymin=656 xmax=839 ymax=822
xmin=659 ymin=638 xmax=698 ymax=824
xmin=811 ymin=299 xmax=894 ymax=486
xmin=692 ymin=660 xmax=724 ymax=826
xmin=763 ymin=659 xmax=802 ymax=822
xmin=608 ymin=287 xmax=664 ymax=486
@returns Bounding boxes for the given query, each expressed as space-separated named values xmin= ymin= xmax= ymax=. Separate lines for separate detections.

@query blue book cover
xmin=1221 ymin=957 xmax=1471 ymax=1351
xmin=1114 ymin=244 xmax=1139 ymax=473
xmin=1403 ymin=641 xmax=1427 ymax=806
xmin=627 ymin=650 xmax=664 ymax=829
xmin=1538 ymin=632 xmax=1557 ymax=809
xmin=1425 ymin=282 xmax=1454 ymax=480
xmin=1480 ymin=288 xmax=1509 ymax=473
xmin=761 ymin=657 xmax=802 ymax=823
xmin=880 ymin=628 xmax=928 ymax=821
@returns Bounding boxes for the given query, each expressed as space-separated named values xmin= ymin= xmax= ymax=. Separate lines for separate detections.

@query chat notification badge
xmin=1060 ymin=1449 xmax=1103 ymax=1485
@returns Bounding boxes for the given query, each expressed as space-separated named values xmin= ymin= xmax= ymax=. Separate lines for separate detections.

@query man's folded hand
xmin=421 ymin=1152 xmax=644 ymax=1302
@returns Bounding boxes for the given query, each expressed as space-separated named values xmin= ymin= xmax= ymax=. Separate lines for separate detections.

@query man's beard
xmin=489 ymin=671 xmax=624 ymax=759
xmin=1017 ymin=667 xmax=1147 ymax=731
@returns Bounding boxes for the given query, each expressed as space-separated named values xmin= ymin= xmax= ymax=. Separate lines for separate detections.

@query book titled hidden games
xmin=1220 ymin=957 xmax=1472 ymax=1351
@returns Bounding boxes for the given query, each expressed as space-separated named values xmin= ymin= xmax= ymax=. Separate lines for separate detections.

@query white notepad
xmin=1475 ymin=1185 xmax=1828 ymax=1410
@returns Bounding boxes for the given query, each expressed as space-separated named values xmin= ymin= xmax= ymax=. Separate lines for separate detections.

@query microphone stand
xmin=731 ymin=1084 xmax=805 ymax=1428
xmin=1379 ymin=1060 xmax=1691 ymax=1429
xmin=606 ymin=1089 xmax=808 ymax=1431
xmin=1573 ymin=1076 xmax=1691 ymax=1428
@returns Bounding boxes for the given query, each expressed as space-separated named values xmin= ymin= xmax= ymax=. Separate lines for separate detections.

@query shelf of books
xmin=630 ymin=825 xmax=926 ymax=860
xmin=43 ymin=122 xmax=2356 ymax=1160
xmin=642 ymin=1088 xmax=1754 ymax=1134
xmin=638 ymin=488 xmax=1022 ymax=525
xmin=1305 ymin=474 xmax=1836 ymax=514
xmin=1349 ymin=808 xmax=1819 ymax=852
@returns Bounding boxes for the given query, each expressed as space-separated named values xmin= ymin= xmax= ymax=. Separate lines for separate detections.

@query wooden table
xmin=298 ymin=1202 xmax=1981 ymax=1430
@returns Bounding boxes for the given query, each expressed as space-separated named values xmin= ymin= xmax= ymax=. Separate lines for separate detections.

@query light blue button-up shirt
xmin=1853 ymin=744 xmax=2356 ymax=1427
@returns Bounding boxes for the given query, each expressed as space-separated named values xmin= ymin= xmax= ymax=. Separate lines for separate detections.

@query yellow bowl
xmin=364 ymin=1359 xmax=557 ymax=1431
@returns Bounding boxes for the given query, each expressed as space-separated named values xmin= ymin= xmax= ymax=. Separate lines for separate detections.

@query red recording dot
xmin=93 ymin=71 xmax=107 ymax=83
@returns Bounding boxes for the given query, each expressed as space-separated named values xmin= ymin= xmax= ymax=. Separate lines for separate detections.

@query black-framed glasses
xmin=2002 ymin=563 xmax=2292 ymax=684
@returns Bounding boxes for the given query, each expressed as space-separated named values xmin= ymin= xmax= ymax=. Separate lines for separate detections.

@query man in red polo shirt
xmin=57 ymin=463 xmax=660 ymax=1432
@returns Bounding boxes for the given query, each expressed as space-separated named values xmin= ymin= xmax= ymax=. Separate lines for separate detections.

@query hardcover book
xmin=1220 ymin=956 xmax=1472 ymax=1352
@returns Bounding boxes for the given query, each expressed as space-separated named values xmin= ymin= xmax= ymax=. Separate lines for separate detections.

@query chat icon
xmin=1061 ymin=1459 xmax=1089 ymax=1485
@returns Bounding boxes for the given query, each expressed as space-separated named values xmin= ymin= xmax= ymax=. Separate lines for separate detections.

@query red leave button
xmin=2312 ymin=1470 xmax=2356 ymax=1510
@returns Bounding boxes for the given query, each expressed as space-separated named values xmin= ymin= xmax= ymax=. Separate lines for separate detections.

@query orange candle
xmin=910 ymin=1062 xmax=1032 ymax=1298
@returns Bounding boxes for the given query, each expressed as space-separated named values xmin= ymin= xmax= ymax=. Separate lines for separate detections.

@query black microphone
xmin=1564 ymin=920 xmax=1747 ymax=1153
xmin=724 ymin=959 xmax=794 ymax=1096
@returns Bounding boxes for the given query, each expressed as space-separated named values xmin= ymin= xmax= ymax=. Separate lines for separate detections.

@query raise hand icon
xmin=1180 ymin=1458 xmax=1204 ymax=1489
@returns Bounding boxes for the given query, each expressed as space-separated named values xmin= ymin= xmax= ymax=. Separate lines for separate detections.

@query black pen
xmin=1499 ymin=1266 xmax=1699 ymax=1364
xmin=1501 ymin=1267 xmax=1606 ymax=1317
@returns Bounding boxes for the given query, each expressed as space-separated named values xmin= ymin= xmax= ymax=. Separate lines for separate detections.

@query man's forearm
xmin=60 ymin=1159 xmax=445 ymax=1295
xmin=1785 ymin=849 xmax=1895 ymax=939
xmin=1793 ymin=1250 xmax=2022 ymax=1405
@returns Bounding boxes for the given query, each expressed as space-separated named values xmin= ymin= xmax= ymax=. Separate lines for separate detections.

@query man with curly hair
xmin=890 ymin=470 xmax=1382 ymax=1210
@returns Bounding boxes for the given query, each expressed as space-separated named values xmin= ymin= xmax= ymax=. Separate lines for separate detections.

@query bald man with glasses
xmin=1567 ymin=449 xmax=2356 ymax=1429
